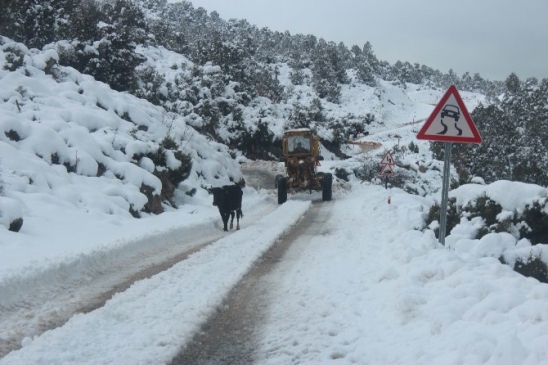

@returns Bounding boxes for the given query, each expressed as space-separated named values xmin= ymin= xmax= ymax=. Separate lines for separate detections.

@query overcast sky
xmin=182 ymin=0 xmax=548 ymax=82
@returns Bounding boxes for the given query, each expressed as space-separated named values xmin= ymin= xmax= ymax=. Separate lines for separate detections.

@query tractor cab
xmin=287 ymin=134 xmax=311 ymax=154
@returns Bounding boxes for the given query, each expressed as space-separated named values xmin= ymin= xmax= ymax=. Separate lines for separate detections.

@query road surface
xmin=0 ymin=170 xmax=278 ymax=358
xmin=1 ymin=166 xmax=325 ymax=365
xmin=173 ymin=200 xmax=331 ymax=364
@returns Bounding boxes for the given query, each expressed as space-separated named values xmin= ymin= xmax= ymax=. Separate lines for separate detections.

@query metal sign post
xmin=438 ymin=142 xmax=452 ymax=245
xmin=416 ymin=85 xmax=482 ymax=245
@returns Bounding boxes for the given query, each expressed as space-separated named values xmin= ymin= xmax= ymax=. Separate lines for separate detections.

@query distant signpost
xmin=379 ymin=150 xmax=396 ymax=189
xmin=417 ymin=85 xmax=482 ymax=245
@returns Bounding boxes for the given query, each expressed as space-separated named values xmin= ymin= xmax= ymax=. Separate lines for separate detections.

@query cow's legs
xmin=221 ymin=212 xmax=229 ymax=231
xmin=236 ymin=208 xmax=243 ymax=230
xmin=229 ymin=211 xmax=235 ymax=230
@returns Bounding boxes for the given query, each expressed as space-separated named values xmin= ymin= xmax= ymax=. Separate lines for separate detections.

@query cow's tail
xmin=237 ymin=208 xmax=243 ymax=219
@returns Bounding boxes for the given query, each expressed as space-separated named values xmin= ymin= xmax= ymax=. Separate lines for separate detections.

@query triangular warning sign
xmin=417 ymin=85 xmax=482 ymax=144
xmin=380 ymin=151 xmax=396 ymax=165
xmin=380 ymin=164 xmax=395 ymax=176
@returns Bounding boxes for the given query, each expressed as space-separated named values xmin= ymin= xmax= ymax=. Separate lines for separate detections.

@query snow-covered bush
xmin=2 ymin=45 xmax=25 ymax=72
xmin=0 ymin=196 xmax=23 ymax=232
xmin=504 ymin=252 xmax=548 ymax=283
xmin=427 ymin=181 xmax=548 ymax=282
xmin=429 ymin=193 xmax=548 ymax=244
xmin=425 ymin=197 xmax=460 ymax=238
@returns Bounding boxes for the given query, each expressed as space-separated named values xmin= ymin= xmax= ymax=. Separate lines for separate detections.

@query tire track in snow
xmin=0 ymin=198 xmax=277 ymax=359
xmin=172 ymin=199 xmax=333 ymax=364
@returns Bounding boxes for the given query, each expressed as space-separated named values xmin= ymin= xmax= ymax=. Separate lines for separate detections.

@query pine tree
xmin=505 ymin=72 xmax=521 ymax=94
xmin=70 ymin=0 xmax=102 ymax=40
xmin=288 ymin=102 xmax=311 ymax=129
xmin=308 ymin=98 xmax=325 ymax=123
xmin=0 ymin=0 xmax=75 ymax=48
xmin=362 ymin=41 xmax=379 ymax=74
xmin=351 ymin=42 xmax=379 ymax=86
xmin=311 ymin=39 xmax=341 ymax=103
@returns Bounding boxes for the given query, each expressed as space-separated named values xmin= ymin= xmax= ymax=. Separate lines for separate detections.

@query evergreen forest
xmin=1 ymin=0 xmax=547 ymax=187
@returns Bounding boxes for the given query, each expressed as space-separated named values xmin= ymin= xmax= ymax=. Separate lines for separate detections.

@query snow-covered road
xmin=0 ymin=197 xmax=310 ymax=364
xmin=3 ymin=182 xmax=548 ymax=364
xmin=0 ymin=190 xmax=279 ymax=358
xmin=173 ymin=199 xmax=334 ymax=363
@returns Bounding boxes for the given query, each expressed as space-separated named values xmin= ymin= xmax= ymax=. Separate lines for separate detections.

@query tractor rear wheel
xmin=277 ymin=177 xmax=287 ymax=204
xmin=274 ymin=174 xmax=284 ymax=188
xmin=322 ymin=173 xmax=332 ymax=201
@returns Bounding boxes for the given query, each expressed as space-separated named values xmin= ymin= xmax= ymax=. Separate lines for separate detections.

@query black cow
xmin=210 ymin=184 xmax=243 ymax=231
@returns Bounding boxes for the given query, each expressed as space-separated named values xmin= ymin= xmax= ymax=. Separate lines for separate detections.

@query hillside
xmin=2 ymin=1 xmax=548 ymax=363
xmin=1 ymin=0 xmax=546 ymax=195
xmin=0 ymin=0 xmax=546 ymax=271
xmin=0 ymin=31 xmax=497 ymax=282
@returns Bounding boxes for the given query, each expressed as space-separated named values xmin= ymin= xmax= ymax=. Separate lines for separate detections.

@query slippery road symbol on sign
xmin=439 ymin=104 xmax=460 ymax=134
xmin=417 ymin=85 xmax=482 ymax=144
xmin=380 ymin=164 xmax=396 ymax=177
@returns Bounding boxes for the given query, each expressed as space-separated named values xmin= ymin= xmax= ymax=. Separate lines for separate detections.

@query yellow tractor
xmin=275 ymin=128 xmax=332 ymax=204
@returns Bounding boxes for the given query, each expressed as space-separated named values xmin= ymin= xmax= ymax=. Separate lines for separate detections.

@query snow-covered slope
xmin=6 ymin=31 xmax=548 ymax=365
xmin=0 ymin=36 xmax=491 ymax=279
xmin=0 ymin=38 xmax=243 ymax=227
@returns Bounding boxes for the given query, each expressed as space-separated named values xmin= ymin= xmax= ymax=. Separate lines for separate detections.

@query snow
xmin=2 ymin=200 xmax=311 ymax=365
xmin=253 ymin=187 xmax=548 ymax=365
xmin=3 ymin=182 xmax=548 ymax=364
xmin=451 ymin=180 xmax=547 ymax=212
xmin=2 ymin=39 xmax=548 ymax=364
